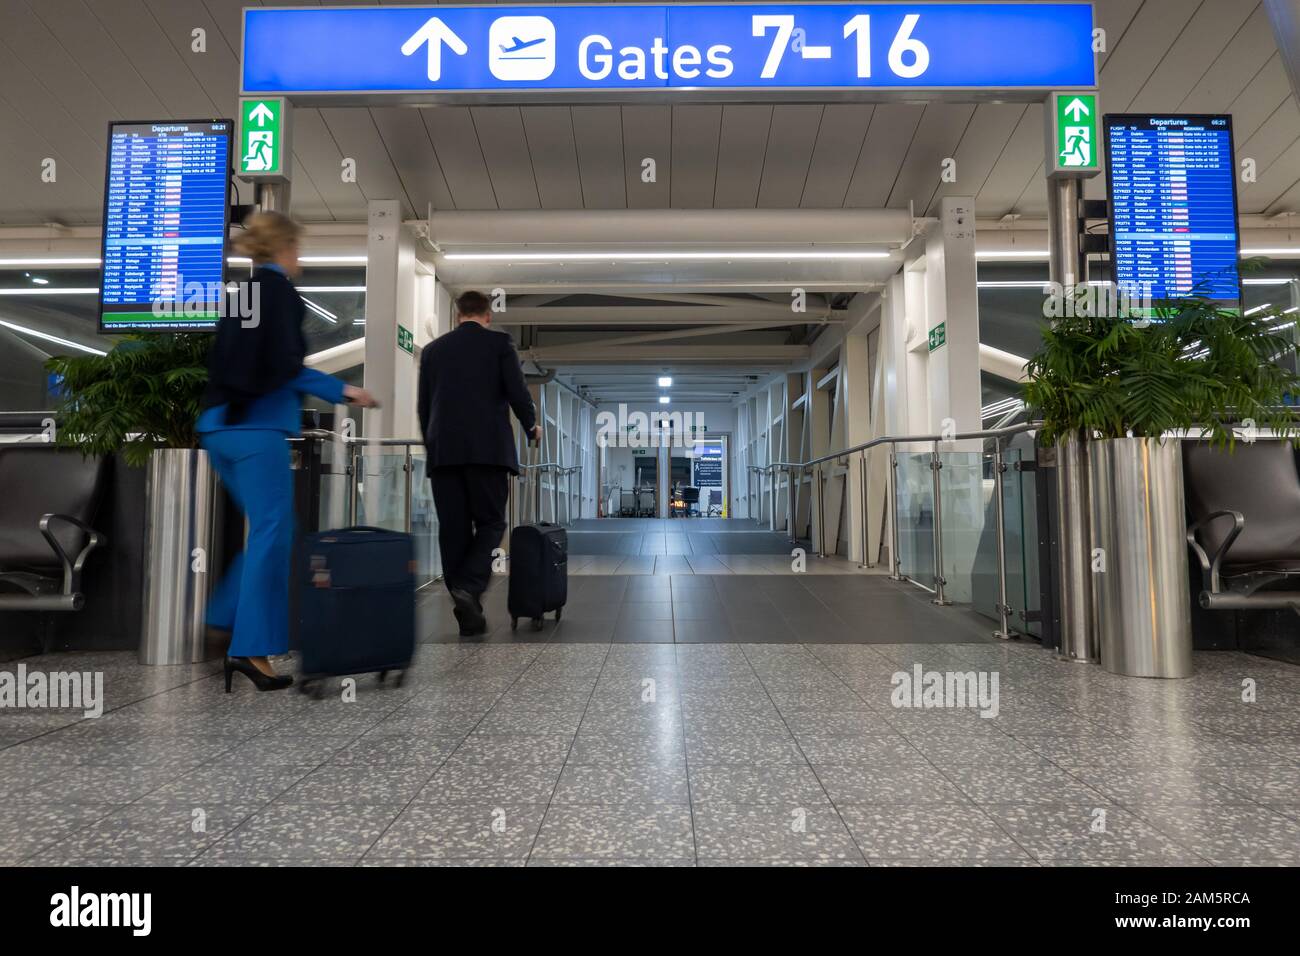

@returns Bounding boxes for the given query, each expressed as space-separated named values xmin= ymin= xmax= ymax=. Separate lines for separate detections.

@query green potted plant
xmin=1024 ymin=287 xmax=1298 ymax=677
xmin=46 ymin=333 xmax=223 ymax=665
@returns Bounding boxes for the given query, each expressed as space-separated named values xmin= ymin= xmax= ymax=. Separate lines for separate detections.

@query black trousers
xmin=430 ymin=464 xmax=510 ymax=595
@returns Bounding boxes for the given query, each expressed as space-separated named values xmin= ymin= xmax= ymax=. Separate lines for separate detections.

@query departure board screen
xmin=1104 ymin=114 xmax=1241 ymax=310
xmin=99 ymin=120 xmax=232 ymax=332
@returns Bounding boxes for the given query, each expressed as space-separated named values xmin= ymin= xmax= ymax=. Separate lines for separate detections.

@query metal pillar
xmin=402 ymin=445 xmax=413 ymax=534
xmin=930 ymin=441 xmax=950 ymax=606
xmin=786 ymin=470 xmax=797 ymax=545
xmin=1047 ymin=177 xmax=1083 ymax=291
xmin=857 ymin=453 xmax=871 ymax=569
xmin=888 ymin=449 xmax=903 ymax=581
xmin=990 ymin=439 xmax=1013 ymax=640
xmin=815 ymin=464 xmax=826 ymax=559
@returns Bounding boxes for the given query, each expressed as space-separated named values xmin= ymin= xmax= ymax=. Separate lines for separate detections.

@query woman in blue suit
xmin=198 ymin=212 xmax=377 ymax=692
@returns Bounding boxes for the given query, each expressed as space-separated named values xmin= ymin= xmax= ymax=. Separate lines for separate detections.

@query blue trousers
xmin=200 ymin=429 xmax=294 ymax=657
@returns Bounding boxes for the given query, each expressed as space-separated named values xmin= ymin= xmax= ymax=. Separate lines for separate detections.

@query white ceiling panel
xmin=292 ymin=108 xmax=369 ymax=220
xmin=1179 ymin=5 xmax=1278 ymax=113
xmin=800 ymin=105 xmax=874 ymax=209
xmin=87 ymin=0 xmax=220 ymax=118
xmin=712 ymin=105 xmax=771 ymax=208
xmin=670 ymin=105 xmax=722 ymax=209
xmin=0 ymin=0 xmax=118 ymax=151
xmin=521 ymin=107 xmax=584 ymax=209
xmin=372 ymin=107 xmax=455 ymax=213
xmin=28 ymin=0 xmax=166 ymax=119
xmin=1127 ymin=0 xmax=1255 ymax=114
xmin=1241 ymin=135 xmax=1300 ymax=213
xmin=974 ymin=106 xmax=1047 ymax=219
xmin=887 ymin=103 xmax=975 ymax=211
xmin=571 ymin=105 xmax=626 ymax=208
xmin=927 ymin=104 xmax=1027 ymax=216
xmin=471 ymin=107 xmax=542 ymax=209
xmin=756 ymin=105 xmax=823 ymax=208
xmin=842 ymin=103 xmax=924 ymax=209
xmin=319 ymin=108 xmax=415 ymax=213
xmin=422 ymin=106 xmax=498 ymax=209
xmin=622 ymin=105 xmax=673 ymax=208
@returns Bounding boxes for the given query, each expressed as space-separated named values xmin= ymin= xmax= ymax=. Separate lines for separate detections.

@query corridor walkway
xmin=1 ymin=640 xmax=1297 ymax=866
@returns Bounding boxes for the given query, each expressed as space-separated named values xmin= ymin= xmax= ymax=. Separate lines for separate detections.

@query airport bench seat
xmin=1184 ymin=440 xmax=1300 ymax=612
xmin=0 ymin=445 xmax=108 ymax=613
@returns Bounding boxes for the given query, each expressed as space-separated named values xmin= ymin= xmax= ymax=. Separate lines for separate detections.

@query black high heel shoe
xmin=224 ymin=656 xmax=294 ymax=693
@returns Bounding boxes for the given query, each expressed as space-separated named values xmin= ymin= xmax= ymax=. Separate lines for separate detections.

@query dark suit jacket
xmin=417 ymin=322 xmax=536 ymax=475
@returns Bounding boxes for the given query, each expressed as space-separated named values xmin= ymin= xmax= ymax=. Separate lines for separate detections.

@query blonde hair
xmin=233 ymin=211 xmax=302 ymax=263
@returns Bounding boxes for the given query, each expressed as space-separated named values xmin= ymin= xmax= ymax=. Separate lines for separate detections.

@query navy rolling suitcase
xmin=508 ymin=522 xmax=567 ymax=631
xmin=298 ymin=526 xmax=415 ymax=696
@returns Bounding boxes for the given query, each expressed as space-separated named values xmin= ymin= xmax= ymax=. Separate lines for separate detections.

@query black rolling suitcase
xmin=508 ymin=522 xmax=567 ymax=631
xmin=298 ymin=526 xmax=415 ymax=696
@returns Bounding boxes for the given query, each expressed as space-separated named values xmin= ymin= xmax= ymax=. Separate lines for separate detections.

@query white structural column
xmin=363 ymin=200 xmax=421 ymax=440
xmin=878 ymin=198 xmax=982 ymax=441
xmin=838 ymin=325 xmax=872 ymax=563
xmin=923 ymin=198 xmax=983 ymax=439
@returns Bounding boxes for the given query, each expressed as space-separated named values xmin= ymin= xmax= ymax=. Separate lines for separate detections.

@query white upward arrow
xmin=401 ymin=17 xmax=468 ymax=83
xmin=1064 ymin=97 xmax=1091 ymax=122
xmin=249 ymin=102 xmax=275 ymax=126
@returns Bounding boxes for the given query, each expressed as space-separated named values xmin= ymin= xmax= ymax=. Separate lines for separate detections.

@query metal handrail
xmin=759 ymin=421 xmax=1041 ymax=472
xmin=744 ymin=420 xmax=1042 ymax=639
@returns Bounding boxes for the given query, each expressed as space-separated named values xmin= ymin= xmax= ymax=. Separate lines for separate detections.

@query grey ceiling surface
xmin=0 ymin=0 xmax=1297 ymax=225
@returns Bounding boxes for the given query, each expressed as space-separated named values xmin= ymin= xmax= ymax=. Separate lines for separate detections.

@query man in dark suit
xmin=418 ymin=290 xmax=540 ymax=635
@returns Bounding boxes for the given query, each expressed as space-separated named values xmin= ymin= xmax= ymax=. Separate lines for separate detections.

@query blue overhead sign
xmin=241 ymin=4 xmax=1097 ymax=98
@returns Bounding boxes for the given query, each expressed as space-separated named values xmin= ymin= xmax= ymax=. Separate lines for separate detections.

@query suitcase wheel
xmin=511 ymin=617 xmax=518 ymax=631
xmin=394 ymin=670 xmax=406 ymax=688
xmin=378 ymin=670 xmax=388 ymax=683
xmin=554 ymin=607 xmax=562 ymax=622
xmin=531 ymin=616 xmax=544 ymax=631
xmin=297 ymin=679 xmax=311 ymax=696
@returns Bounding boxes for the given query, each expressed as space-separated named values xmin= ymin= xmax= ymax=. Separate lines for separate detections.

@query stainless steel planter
xmin=1055 ymin=433 xmax=1097 ymax=663
xmin=1090 ymin=437 xmax=1192 ymax=678
xmin=139 ymin=448 xmax=223 ymax=665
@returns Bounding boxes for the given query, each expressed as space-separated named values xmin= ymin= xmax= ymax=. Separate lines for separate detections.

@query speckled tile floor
xmin=3 ymin=616 xmax=1300 ymax=867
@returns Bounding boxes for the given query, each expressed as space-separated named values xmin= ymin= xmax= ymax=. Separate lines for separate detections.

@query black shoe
xmin=224 ymin=656 xmax=294 ymax=693
xmin=449 ymin=588 xmax=488 ymax=636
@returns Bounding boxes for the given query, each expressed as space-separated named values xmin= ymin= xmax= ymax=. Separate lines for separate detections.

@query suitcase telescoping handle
xmin=340 ymin=526 xmax=396 ymax=535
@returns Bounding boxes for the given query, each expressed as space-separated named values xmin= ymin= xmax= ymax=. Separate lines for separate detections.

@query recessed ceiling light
xmin=441 ymin=250 xmax=891 ymax=261
xmin=658 ymin=376 xmax=672 ymax=387
xmin=658 ymin=395 xmax=670 ymax=404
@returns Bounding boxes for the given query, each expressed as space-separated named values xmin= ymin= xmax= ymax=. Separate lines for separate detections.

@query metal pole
xmin=889 ymin=447 xmax=903 ymax=581
xmin=991 ymin=438 xmax=1013 ymax=639
xmin=930 ymin=440 xmax=950 ymax=606
xmin=858 ymin=452 xmax=870 ymax=569
xmin=551 ymin=466 xmax=559 ymax=525
xmin=533 ymin=465 xmax=542 ymax=524
xmin=348 ymin=442 xmax=360 ymax=526
xmin=815 ymin=464 xmax=826 ymax=558
xmin=403 ymin=443 xmax=413 ymax=534
xmin=787 ymin=469 xmax=796 ymax=544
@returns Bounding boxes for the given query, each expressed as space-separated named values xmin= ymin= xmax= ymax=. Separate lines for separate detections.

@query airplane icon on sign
xmin=499 ymin=36 xmax=546 ymax=56
xmin=488 ymin=16 xmax=555 ymax=80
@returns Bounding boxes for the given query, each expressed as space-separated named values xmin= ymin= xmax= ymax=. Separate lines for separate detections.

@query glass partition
xmin=894 ymin=450 xmax=935 ymax=589
xmin=350 ymin=447 xmax=439 ymax=591
xmin=937 ymin=451 xmax=985 ymax=604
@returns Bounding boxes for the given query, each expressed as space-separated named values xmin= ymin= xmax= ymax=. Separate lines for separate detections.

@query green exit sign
xmin=238 ymin=97 xmax=291 ymax=180
xmin=928 ymin=323 xmax=947 ymax=352
xmin=397 ymin=324 xmax=414 ymax=354
xmin=1046 ymin=91 xmax=1100 ymax=178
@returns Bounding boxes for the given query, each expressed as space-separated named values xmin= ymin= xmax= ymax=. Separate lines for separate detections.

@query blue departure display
xmin=241 ymin=3 xmax=1097 ymax=96
xmin=1105 ymin=114 xmax=1241 ymax=307
xmin=99 ymin=121 xmax=232 ymax=332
